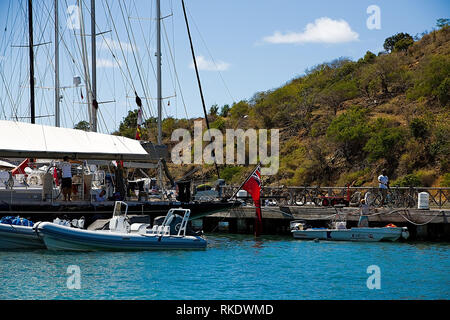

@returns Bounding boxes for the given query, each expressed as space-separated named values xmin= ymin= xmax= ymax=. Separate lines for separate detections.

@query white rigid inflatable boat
xmin=37 ymin=201 xmax=207 ymax=251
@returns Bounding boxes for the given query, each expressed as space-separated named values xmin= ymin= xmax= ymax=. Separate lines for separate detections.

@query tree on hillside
xmin=363 ymin=51 xmax=376 ymax=64
xmin=319 ymin=80 xmax=358 ymax=115
xmin=360 ymin=54 xmax=405 ymax=96
xmin=327 ymin=105 xmax=370 ymax=161
xmin=383 ymin=33 xmax=414 ymax=52
xmin=407 ymin=55 xmax=450 ymax=106
xmin=209 ymin=104 xmax=219 ymax=116
xmin=219 ymin=104 xmax=230 ymax=117
xmin=113 ymin=109 xmax=140 ymax=139
xmin=436 ymin=18 xmax=450 ymax=29
xmin=363 ymin=118 xmax=405 ymax=162
xmin=74 ymin=120 xmax=90 ymax=131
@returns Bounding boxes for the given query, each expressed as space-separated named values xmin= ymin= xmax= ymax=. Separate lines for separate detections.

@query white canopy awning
xmin=0 ymin=120 xmax=157 ymax=161
xmin=0 ymin=160 xmax=16 ymax=168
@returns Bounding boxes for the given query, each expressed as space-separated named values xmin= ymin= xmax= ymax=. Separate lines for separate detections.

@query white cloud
xmin=97 ymin=58 xmax=121 ymax=68
xmin=263 ymin=17 xmax=359 ymax=44
xmin=190 ymin=56 xmax=230 ymax=71
xmin=98 ymin=38 xmax=134 ymax=52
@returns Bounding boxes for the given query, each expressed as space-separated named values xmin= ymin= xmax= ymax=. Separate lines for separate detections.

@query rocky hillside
xmin=113 ymin=24 xmax=450 ymax=188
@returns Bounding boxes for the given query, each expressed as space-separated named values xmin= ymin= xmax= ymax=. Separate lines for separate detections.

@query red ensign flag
xmin=242 ymin=165 xmax=262 ymax=236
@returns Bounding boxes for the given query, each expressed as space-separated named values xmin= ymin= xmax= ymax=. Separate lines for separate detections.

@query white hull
xmin=292 ymin=227 xmax=408 ymax=242
xmin=0 ymin=223 xmax=45 ymax=249
xmin=37 ymin=222 xmax=207 ymax=251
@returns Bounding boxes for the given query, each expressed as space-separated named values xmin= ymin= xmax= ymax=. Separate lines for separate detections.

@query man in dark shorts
xmin=60 ymin=156 xmax=72 ymax=201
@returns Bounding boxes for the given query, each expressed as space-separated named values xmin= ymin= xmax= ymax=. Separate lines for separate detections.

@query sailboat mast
xmin=28 ymin=0 xmax=35 ymax=124
xmin=90 ymin=0 xmax=97 ymax=132
xmin=156 ymin=0 xmax=164 ymax=192
xmin=156 ymin=0 xmax=162 ymax=145
xmin=77 ymin=0 xmax=92 ymax=130
xmin=54 ymin=0 xmax=60 ymax=127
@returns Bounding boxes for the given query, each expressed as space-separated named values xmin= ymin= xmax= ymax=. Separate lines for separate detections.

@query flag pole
xmin=229 ymin=162 xmax=261 ymax=200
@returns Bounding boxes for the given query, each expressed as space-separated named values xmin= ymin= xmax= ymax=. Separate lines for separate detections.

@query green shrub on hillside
xmin=409 ymin=117 xmax=430 ymax=139
xmin=363 ymin=118 xmax=405 ymax=162
xmin=220 ymin=166 xmax=244 ymax=184
xmin=392 ymin=174 xmax=421 ymax=187
xmin=407 ymin=55 xmax=450 ymax=106
xmin=441 ymin=173 xmax=450 ymax=187
xmin=326 ymin=105 xmax=370 ymax=158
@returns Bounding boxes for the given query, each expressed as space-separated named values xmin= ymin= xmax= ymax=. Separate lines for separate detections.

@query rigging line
xmin=161 ymin=18 xmax=189 ymax=119
xmin=6 ymin=0 xmax=27 ymax=118
xmin=185 ymin=6 xmax=235 ymax=104
xmin=63 ymin=0 xmax=91 ymax=92
xmin=0 ymin=69 xmax=16 ymax=119
xmin=160 ymin=20 xmax=177 ymax=114
xmin=119 ymin=0 xmax=155 ymax=120
xmin=124 ymin=2 xmax=159 ymax=124
xmin=1 ymin=0 xmax=21 ymax=57
xmin=32 ymin=1 xmax=55 ymax=125
xmin=76 ymin=0 xmax=136 ymax=109
xmin=67 ymin=0 xmax=91 ymax=125
xmin=103 ymin=0 xmax=138 ymax=95
xmin=181 ymin=0 xmax=220 ymax=179
xmin=130 ymin=0 xmax=158 ymax=118
xmin=0 ymin=0 xmax=12 ymax=50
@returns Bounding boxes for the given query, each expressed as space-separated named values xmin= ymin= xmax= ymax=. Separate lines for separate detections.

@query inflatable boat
xmin=0 ymin=221 xmax=44 ymax=249
xmin=0 ymin=216 xmax=85 ymax=250
xmin=37 ymin=202 xmax=207 ymax=251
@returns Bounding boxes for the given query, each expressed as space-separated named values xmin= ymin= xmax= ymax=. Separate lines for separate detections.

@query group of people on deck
xmin=57 ymin=156 xmax=106 ymax=202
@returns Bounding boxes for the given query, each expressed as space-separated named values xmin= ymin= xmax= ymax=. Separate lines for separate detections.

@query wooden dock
xmin=200 ymin=205 xmax=450 ymax=241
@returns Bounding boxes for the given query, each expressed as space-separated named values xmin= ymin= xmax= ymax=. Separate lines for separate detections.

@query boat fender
xmin=401 ymin=227 xmax=410 ymax=240
xmin=385 ymin=223 xmax=397 ymax=228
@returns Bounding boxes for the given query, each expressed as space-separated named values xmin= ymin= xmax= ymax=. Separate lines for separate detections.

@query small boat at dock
xmin=290 ymin=219 xmax=410 ymax=242
xmin=37 ymin=201 xmax=207 ymax=251
xmin=0 ymin=219 xmax=44 ymax=250
xmin=0 ymin=216 xmax=85 ymax=250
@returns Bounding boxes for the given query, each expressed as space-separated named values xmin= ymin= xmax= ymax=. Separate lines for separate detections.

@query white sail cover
xmin=0 ymin=120 xmax=152 ymax=161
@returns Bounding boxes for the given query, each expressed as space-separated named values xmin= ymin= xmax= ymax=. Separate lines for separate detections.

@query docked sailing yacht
xmin=0 ymin=0 xmax=237 ymax=226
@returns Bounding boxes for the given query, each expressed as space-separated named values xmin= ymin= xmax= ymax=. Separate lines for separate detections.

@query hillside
xmin=113 ymin=24 xmax=450 ymax=188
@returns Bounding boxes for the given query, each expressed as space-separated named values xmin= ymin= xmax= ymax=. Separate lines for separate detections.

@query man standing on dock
xmin=378 ymin=170 xmax=389 ymax=206
xmin=60 ymin=156 xmax=73 ymax=201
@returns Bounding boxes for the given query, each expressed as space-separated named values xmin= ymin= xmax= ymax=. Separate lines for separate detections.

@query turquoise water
xmin=0 ymin=234 xmax=449 ymax=300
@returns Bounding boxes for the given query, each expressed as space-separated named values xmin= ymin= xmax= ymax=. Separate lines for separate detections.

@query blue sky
xmin=0 ymin=0 xmax=448 ymax=134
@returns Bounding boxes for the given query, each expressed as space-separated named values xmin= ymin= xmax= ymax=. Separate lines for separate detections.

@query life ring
xmin=27 ymin=174 xmax=42 ymax=185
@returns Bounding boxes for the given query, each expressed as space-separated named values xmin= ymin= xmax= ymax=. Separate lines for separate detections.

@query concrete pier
xmin=201 ymin=205 xmax=450 ymax=241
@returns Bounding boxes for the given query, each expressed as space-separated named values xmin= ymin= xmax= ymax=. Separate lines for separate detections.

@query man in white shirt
xmin=378 ymin=169 xmax=389 ymax=206
xmin=60 ymin=156 xmax=72 ymax=201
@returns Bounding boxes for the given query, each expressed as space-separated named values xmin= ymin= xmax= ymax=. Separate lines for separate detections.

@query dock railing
xmin=221 ymin=185 xmax=450 ymax=209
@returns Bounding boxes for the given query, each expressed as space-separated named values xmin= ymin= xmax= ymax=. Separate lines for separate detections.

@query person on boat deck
xmin=60 ymin=156 xmax=73 ymax=201
xmin=378 ymin=169 xmax=390 ymax=206
xmin=96 ymin=189 xmax=106 ymax=202
xmin=358 ymin=199 xmax=370 ymax=227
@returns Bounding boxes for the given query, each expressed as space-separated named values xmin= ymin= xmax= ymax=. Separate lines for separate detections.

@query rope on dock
xmin=230 ymin=205 xmax=444 ymax=226
xmin=395 ymin=209 xmax=443 ymax=226
xmin=363 ymin=208 xmax=443 ymax=226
